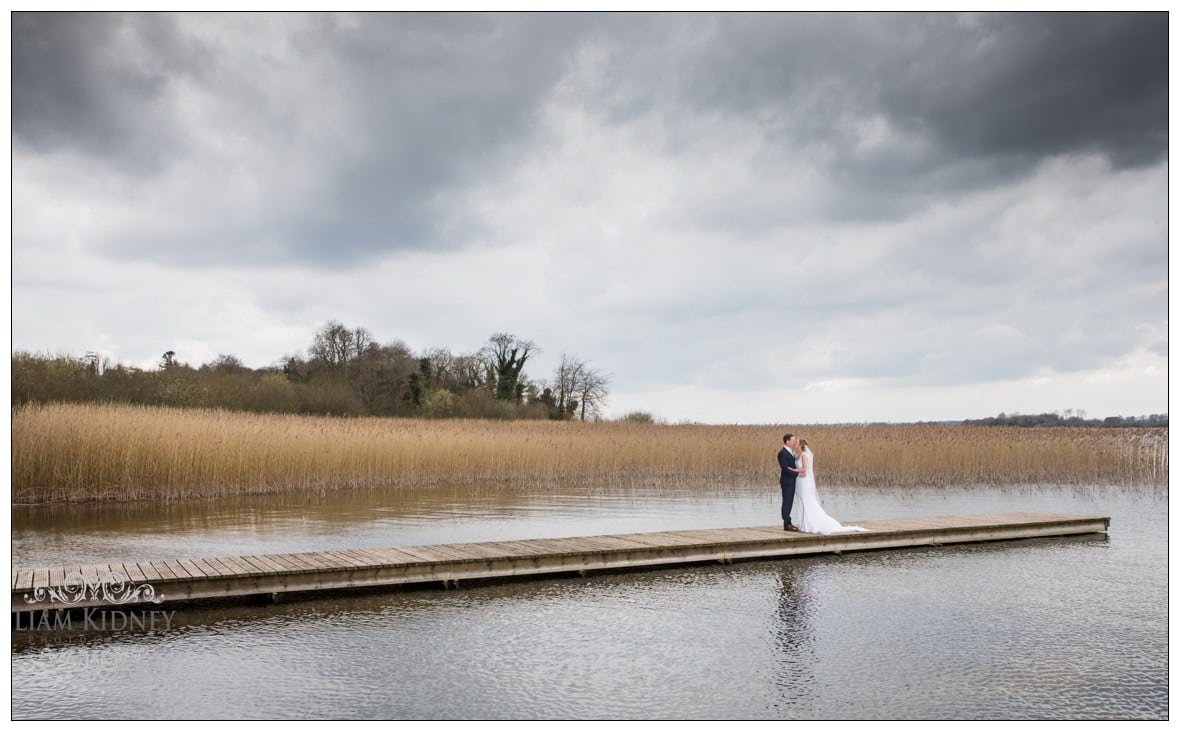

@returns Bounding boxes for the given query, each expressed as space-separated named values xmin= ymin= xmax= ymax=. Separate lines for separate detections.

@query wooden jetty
xmin=12 ymin=513 xmax=1108 ymax=611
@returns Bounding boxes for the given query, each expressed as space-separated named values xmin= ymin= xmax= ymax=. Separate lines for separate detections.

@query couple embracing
xmin=778 ymin=433 xmax=866 ymax=534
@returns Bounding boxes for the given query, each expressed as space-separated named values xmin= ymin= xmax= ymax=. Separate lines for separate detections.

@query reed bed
xmin=11 ymin=402 xmax=1169 ymax=504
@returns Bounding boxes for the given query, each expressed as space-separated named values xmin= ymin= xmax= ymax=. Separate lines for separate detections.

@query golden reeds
xmin=11 ymin=402 xmax=1168 ymax=503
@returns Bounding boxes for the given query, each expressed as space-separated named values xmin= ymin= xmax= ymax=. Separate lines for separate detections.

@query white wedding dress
xmin=795 ymin=448 xmax=867 ymax=534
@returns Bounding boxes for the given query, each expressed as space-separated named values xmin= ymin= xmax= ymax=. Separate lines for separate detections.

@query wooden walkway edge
xmin=11 ymin=513 xmax=1108 ymax=611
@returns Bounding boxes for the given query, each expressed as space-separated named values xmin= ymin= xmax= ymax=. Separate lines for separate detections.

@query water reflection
xmin=771 ymin=565 xmax=818 ymax=715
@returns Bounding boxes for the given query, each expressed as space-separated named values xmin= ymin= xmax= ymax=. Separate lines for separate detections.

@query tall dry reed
xmin=11 ymin=403 xmax=1168 ymax=503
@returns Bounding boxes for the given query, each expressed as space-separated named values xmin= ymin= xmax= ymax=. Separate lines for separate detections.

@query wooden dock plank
xmin=222 ymin=556 xmax=265 ymax=574
xmin=344 ymin=548 xmax=409 ymax=566
xmin=870 ymin=517 xmax=949 ymax=531
xmin=291 ymin=552 xmax=336 ymax=570
xmin=413 ymin=544 xmax=487 ymax=562
xmin=495 ymin=539 xmax=578 ymax=555
xmin=744 ymin=527 xmax=799 ymax=539
xmin=631 ymin=531 xmax=721 ymax=546
xmin=365 ymin=547 xmax=437 ymax=565
xmin=14 ymin=568 xmax=35 ymax=592
xmin=327 ymin=550 xmax=377 ymax=568
xmin=234 ymin=556 xmax=276 ymax=575
xmin=527 ymin=537 xmax=608 ymax=555
xmin=338 ymin=549 xmax=387 ymax=567
xmin=368 ymin=547 xmax=421 ymax=564
xmin=110 ymin=562 xmax=134 ymax=586
xmin=320 ymin=551 xmax=366 ymax=569
xmin=64 ymin=566 xmax=84 ymax=588
xmin=511 ymin=539 xmax=583 ymax=555
xmin=120 ymin=562 xmax=146 ymax=583
xmin=240 ymin=555 xmax=285 ymax=574
xmin=176 ymin=558 xmax=206 ymax=579
xmin=328 ymin=550 xmax=375 ymax=567
xmin=408 ymin=544 xmax=481 ymax=562
xmin=135 ymin=561 xmax=163 ymax=582
xmin=390 ymin=545 xmax=458 ymax=563
xmin=289 ymin=552 xmax=343 ymax=571
xmin=463 ymin=541 xmax=535 ymax=558
xmin=210 ymin=556 xmax=248 ymax=574
xmin=257 ymin=554 xmax=313 ymax=573
xmin=161 ymin=559 xmax=194 ymax=580
xmin=184 ymin=557 xmax=218 ymax=577
xmin=285 ymin=553 xmax=333 ymax=571
xmin=591 ymin=535 xmax=685 ymax=551
xmin=79 ymin=564 xmax=101 ymax=585
xmin=202 ymin=556 xmax=242 ymax=576
xmin=562 ymin=535 xmax=653 ymax=553
xmin=915 ymin=516 xmax=980 ymax=529
xmin=716 ymin=527 xmax=798 ymax=542
xmin=149 ymin=561 xmax=178 ymax=581
xmin=314 ymin=551 xmax=370 ymax=571
xmin=212 ymin=555 xmax=251 ymax=574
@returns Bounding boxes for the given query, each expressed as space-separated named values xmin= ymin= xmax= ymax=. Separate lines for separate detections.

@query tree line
xmin=11 ymin=321 xmax=611 ymax=421
xmin=962 ymin=411 xmax=1167 ymax=428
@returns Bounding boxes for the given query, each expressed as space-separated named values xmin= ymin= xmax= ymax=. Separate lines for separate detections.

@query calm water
xmin=10 ymin=483 xmax=1168 ymax=720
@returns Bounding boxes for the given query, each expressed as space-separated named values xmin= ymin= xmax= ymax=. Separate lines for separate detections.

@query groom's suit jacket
xmin=778 ymin=447 xmax=797 ymax=487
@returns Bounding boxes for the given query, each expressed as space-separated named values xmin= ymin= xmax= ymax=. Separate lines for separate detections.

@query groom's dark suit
xmin=778 ymin=446 xmax=797 ymax=527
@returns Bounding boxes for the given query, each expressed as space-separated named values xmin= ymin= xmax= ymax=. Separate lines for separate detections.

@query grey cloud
xmin=12 ymin=13 xmax=210 ymax=172
xmin=263 ymin=16 xmax=583 ymax=264
xmin=703 ymin=12 xmax=1169 ymax=169
xmin=876 ymin=13 xmax=1168 ymax=169
xmin=14 ymin=12 xmax=596 ymax=266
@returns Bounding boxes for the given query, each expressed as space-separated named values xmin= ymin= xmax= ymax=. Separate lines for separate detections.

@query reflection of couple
xmin=778 ymin=433 xmax=866 ymax=534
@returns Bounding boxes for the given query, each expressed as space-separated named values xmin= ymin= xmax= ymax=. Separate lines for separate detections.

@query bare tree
xmin=205 ymin=354 xmax=249 ymax=375
xmin=574 ymin=364 xmax=610 ymax=421
xmin=547 ymin=353 xmax=609 ymax=421
xmin=309 ymin=320 xmax=375 ymax=376
xmin=453 ymin=353 xmax=489 ymax=392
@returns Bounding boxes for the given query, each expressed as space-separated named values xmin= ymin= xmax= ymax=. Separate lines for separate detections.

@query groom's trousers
xmin=780 ymin=480 xmax=796 ymax=526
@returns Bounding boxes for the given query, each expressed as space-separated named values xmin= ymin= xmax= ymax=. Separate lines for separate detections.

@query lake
xmin=10 ymin=482 xmax=1168 ymax=720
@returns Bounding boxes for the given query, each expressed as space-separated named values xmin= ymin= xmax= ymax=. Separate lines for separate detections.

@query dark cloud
xmin=875 ymin=13 xmax=1168 ymax=169
xmin=703 ymin=13 xmax=1169 ymax=169
xmin=12 ymin=12 xmax=210 ymax=172
xmin=13 ymin=12 xmax=597 ymax=266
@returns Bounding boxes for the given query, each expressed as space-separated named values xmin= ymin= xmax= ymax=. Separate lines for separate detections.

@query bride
xmin=791 ymin=439 xmax=867 ymax=534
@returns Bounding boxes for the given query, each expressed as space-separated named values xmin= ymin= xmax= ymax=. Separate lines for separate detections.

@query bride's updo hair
xmin=798 ymin=438 xmax=810 ymax=453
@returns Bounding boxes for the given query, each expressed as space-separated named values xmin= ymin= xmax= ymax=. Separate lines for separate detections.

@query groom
xmin=778 ymin=434 xmax=800 ymax=531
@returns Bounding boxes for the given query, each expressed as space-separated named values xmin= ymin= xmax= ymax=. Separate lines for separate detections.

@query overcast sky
xmin=10 ymin=12 xmax=1170 ymax=424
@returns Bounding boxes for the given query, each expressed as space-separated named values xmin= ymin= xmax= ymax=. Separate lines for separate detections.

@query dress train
xmin=794 ymin=449 xmax=867 ymax=535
